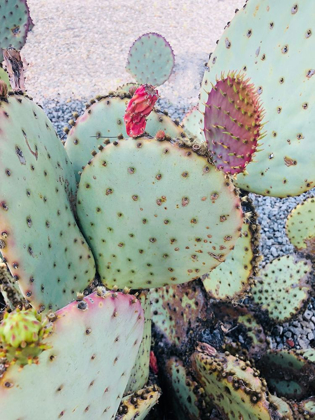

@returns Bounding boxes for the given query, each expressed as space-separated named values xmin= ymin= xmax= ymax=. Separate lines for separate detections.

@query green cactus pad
xmin=65 ymin=95 xmax=184 ymax=182
xmin=258 ymin=349 xmax=315 ymax=400
xmin=164 ymin=356 xmax=213 ymax=420
xmin=268 ymin=395 xmax=294 ymax=420
xmin=0 ymin=67 xmax=10 ymax=89
xmin=126 ymin=33 xmax=175 ymax=86
xmin=200 ymin=0 xmax=315 ymax=197
xmin=237 ymin=313 xmax=267 ymax=358
xmin=115 ymin=83 xmax=139 ymax=96
xmin=192 ymin=347 xmax=273 ymax=419
xmin=117 ymin=385 xmax=161 ymax=420
xmin=0 ymin=291 xmax=144 ymax=420
xmin=124 ymin=292 xmax=151 ymax=394
xmin=77 ymin=136 xmax=243 ymax=290
xmin=286 ymin=197 xmax=315 ymax=256
xmin=251 ymin=255 xmax=312 ymax=323
xmin=181 ymin=106 xmax=205 ymax=143
xmin=0 ymin=94 xmax=95 ymax=311
xmin=0 ymin=0 xmax=33 ymax=62
xmin=202 ymin=212 xmax=259 ymax=301
xmin=151 ymin=281 xmax=207 ymax=347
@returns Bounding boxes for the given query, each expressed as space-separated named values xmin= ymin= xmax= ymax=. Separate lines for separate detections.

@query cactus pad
xmin=0 ymin=0 xmax=33 ymax=62
xmin=204 ymin=72 xmax=264 ymax=175
xmin=151 ymin=281 xmax=206 ymax=347
xmin=0 ymin=291 xmax=144 ymax=420
xmin=117 ymin=385 xmax=161 ymax=420
xmin=126 ymin=33 xmax=175 ymax=86
xmin=191 ymin=347 xmax=273 ymax=419
xmin=0 ymin=94 xmax=95 ymax=311
xmin=65 ymin=95 xmax=184 ymax=182
xmin=77 ymin=136 xmax=243 ymax=289
xmin=286 ymin=197 xmax=315 ymax=256
xmin=181 ymin=106 xmax=204 ymax=143
xmin=125 ymin=292 xmax=151 ymax=394
xmin=251 ymin=255 xmax=312 ymax=323
xmin=0 ymin=67 xmax=10 ymax=89
xmin=200 ymin=0 xmax=315 ymax=196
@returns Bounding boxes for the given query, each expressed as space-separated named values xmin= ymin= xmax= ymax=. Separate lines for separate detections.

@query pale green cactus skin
xmin=126 ymin=32 xmax=175 ymax=86
xmin=0 ymin=94 xmax=95 ymax=311
xmin=251 ymin=255 xmax=312 ymax=323
xmin=181 ymin=106 xmax=204 ymax=143
xmin=77 ymin=136 xmax=243 ymax=290
xmin=200 ymin=0 xmax=315 ymax=197
xmin=0 ymin=67 xmax=10 ymax=89
xmin=0 ymin=0 xmax=34 ymax=62
xmin=0 ymin=291 xmax=144 ymax=420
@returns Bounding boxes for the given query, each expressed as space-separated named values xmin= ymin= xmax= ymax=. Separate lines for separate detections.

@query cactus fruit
xmin=0 ymin=307 xmax=52 ymax=366
xmin=0 ymin=0 xmax=34 ymax=62
xmin=204 ymin=72 xmax=264 ymax=175
xmin=191 ymin=346 xmax=273 ymax=419
xmin=125 ymin=292 xmax=151 ymax=395
xmin=117 ymin=385 xmax=161 ymax=420
xmin=0 ymin=93 xmax=95 ymax=311
xmin=126 ymin=33 xmax=175 ymax=87
xmin=251 ymin=255 xmax=312 ymax=323
xmin=77 ymin=135 xmax=243 ymax=289
xmin=200 ymin=0 xmax=315 ymax=196
xmin=286 ymin=197 xmax=315 ymax=256
xmin=65 ymin=94 xmax=185 ymax=182
xmin=202 ymin=201 xmax=260 ymax=301
xmin=124 ymin=84 xmax=159 ymax=137
xmin=0 ymin=291 xmax=144 ymax=420
xmin=151 ymin=281 xmax=207 ymax=347
xmin=181 ymin=106 xmax=204 ymax=143
xmin=258 ymin=349 xmax=315 ymax=400
xmin=164 ymin=356 xmax=213 ymax=420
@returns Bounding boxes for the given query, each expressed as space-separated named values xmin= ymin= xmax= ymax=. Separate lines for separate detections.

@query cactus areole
xmin=124 ymin=84 xmax=159 ymax=137
xmin=204 ymin=72 xmax=264 ymax=175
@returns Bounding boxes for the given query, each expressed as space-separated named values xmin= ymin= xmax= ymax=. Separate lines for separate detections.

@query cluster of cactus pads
xmin=1 ymin=0 xmax=315 ymax=418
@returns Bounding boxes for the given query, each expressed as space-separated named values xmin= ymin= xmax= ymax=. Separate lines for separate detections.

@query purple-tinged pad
xmin=0 ymin=291 xmax=144 ymax=420
xmin=126 ymin=33 xmax=175 ymax=87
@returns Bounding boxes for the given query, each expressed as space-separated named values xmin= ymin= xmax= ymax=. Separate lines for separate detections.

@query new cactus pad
xmin=126 ymin=33 xmax=175 ymax=86
xmin=204 ymin=72 xmax=264 ymax=175
xmin=0 ymin=93 xmax=95 ymax=311
xmin=200 ymin=0 xmax=315 ymax=196
xmin=286 ymin=197 xmax=315 ymax=256
xmin=0 ymin=291 xmax=144 ymax=420
xmin=77 ymin=135 xmax=243 ymax=289
xmin=251 ymin=255 xmax=313 ymax=323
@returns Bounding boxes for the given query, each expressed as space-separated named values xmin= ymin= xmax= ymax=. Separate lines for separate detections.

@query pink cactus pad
xmin=124 ymin=84 xmax=159 ymax=137
xmin=204 ymin=72 xmax=264 ymax=175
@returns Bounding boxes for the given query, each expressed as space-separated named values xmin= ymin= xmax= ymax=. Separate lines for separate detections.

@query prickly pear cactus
xmin=268 ymin=395 xmax=294 ymax=420
xmin=126 ymin=33 xmax=175 ymax=86
xmin=0 ymin=93 xmax=95 ymax=311
xmin=0 ymin=0 xmax=34 ymax=62
xmin=200 ymin=0 xmax=315 ymax=196
xmin=117 ymin=385 xmax=161 ymax=420
xmin=124 ymin=292 xmax=151 ymax=394
xmin=0 ymin=67 xmax=10 ymax=89
xmin=181 ymin=106 xmax=204 ymax=143
xmin=251 ymin=255 xmax=312 ymax=323
xmin=77 ymin=136 xmax=243 ymax=289
xmin=151 ymin=281 xmax=207 ymax=347
xmin=293 ymin=397 xmax=315 ymax=419
xmin=0 ymin=291 xmax=144 ymax=420
xmin=191 ymin=346 xmax=273 ymax=419
xmin=65 ymin=95 xmax=185 ymax=182
xmin=286 ymin=197 xmax=315 ymax=256
xmin=204 ymin=72 xmax=264 ymax=175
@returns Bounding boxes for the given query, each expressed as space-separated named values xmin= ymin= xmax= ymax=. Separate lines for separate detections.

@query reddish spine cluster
xmin=204 ymin=72 xmax=264 ymax=175
xmin=124 ymin=84 xmax=159 ymax=137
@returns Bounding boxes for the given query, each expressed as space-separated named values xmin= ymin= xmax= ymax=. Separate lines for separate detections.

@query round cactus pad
xmin=0 ymin=291 xmax=144 ymax=420
xmin=65 ymin=95 xmax=184 ymax=182
xmin=0 ymin=94 xmax=95 ymax=311
xmin=0 ymin=0 xmax=34 ymax=62
xmin=251 ymin=255 xmax=312 ymax=323
xmin=200 ymin=0 xmax=315 ymax=196
xmin=77 ymin=137 xmax=243 ymax=289
xmin=126 ymin=33 xmax=175 ymax=86
xmin=286 ymin=197 xmax=315 ymax=256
